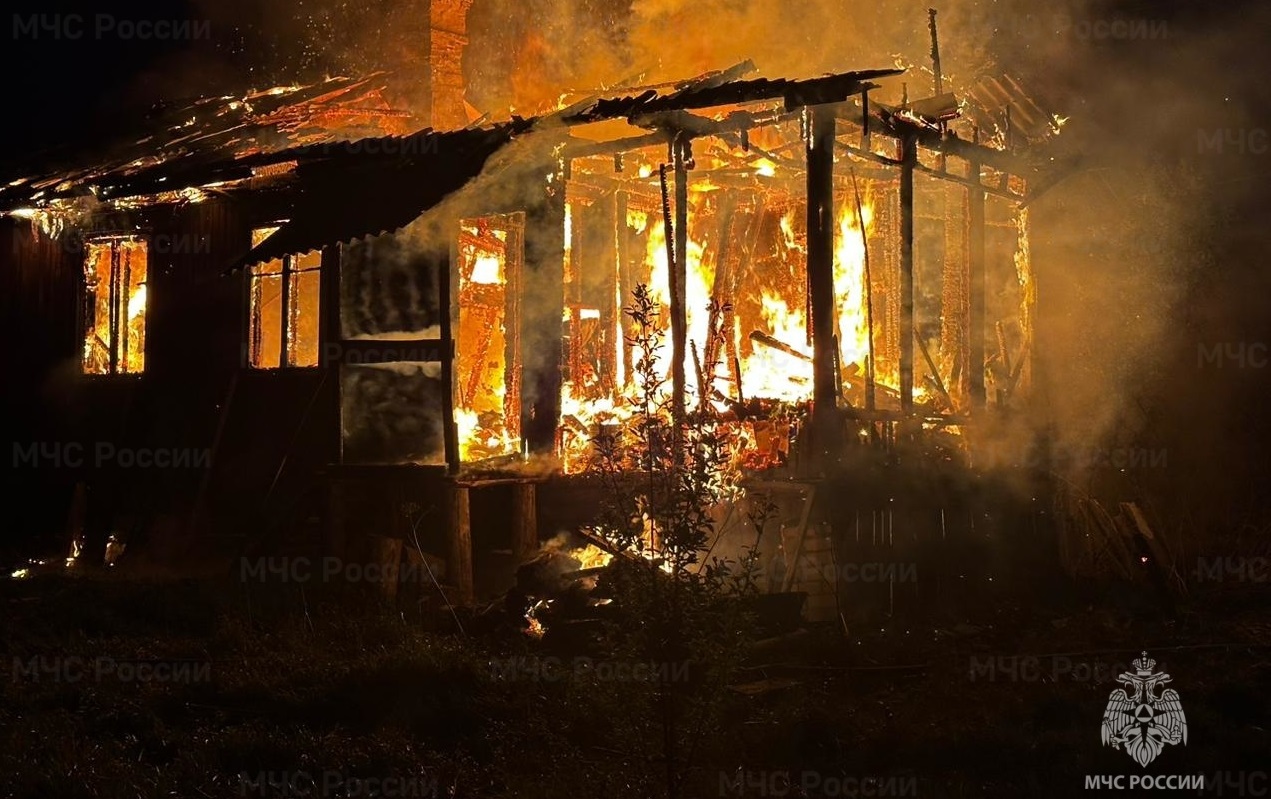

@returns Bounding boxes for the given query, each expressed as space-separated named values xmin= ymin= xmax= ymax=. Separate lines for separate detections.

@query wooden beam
xmin=439 ymin=247 xmax=459 ymax=473
xmin=447 ymin=482 xmax=474 ymax=604
xmin=669 ymin=137 xmax=689 ymax=427
xmin=899 ymin=131 xmax=917 ymax=415
xmin=968 ymin=146 xmax=987 ymax=412
xmin=512 ymin=482 xmax=538 ymax=564
xmin=806 ymin=107 xmax=839 ymax=444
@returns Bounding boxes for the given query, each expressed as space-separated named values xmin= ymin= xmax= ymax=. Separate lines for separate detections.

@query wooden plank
xmin=369 ymin=535 xmax=403 ymax=605
xmin=780 ymin=485 xmax=818 ymax=592
xmin=512 ymin=482 xmax=539 ymax=564
xmin=447 ymin=483 xmax=473 ymax=604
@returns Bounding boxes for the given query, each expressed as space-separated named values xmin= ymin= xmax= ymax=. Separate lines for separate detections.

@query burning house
xmin=0 ymin=8 xmax=1071 ymax=620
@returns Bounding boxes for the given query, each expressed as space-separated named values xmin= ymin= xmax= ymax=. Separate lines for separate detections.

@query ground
xmin=1 ymin=571 xmax=1267 ymax=798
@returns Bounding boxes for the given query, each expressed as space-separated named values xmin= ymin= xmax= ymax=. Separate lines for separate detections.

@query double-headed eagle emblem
xmin=1100 ymin=652 xmax=1188 ymax=766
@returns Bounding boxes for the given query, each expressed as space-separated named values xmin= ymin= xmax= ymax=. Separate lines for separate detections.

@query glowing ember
xmin=469 ymin=255 xmax=502 ymax=285
xmin=571 ymin=543 xmax=613 ymax=570
xmin=127 ymin=284 xmax=147 ymax=321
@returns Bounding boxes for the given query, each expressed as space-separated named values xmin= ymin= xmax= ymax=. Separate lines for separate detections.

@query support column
xmin=512 ymin=482 xmax=538 ymax=564
xmin=968 ymin=152 xmax=987 ymax=411
xmin=447 ymin=483 xmax=473 ymax=604
xmin=899 ymin=131 xmax=917 ymax=415
xmin=806 ymin=107 xmax=839 ymax=444
xmin=439 ymin=247 xmax=459 ymax=472
xmin=319 ymin=244 xmax=344 ymax=464
xmin=671 ymin=136 xmax=689 ymax=426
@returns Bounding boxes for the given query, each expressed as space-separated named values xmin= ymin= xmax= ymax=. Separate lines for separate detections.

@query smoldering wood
xmin=598 ymin=194 xmax=619 ymax=393
xmin=503 ymin=217 xmax=525 ymax=438
xmin=750 ymin=330 xmax=811 ymax=362
xmin=703 ymin=198 xmax=737 ymax=378
xmin=915 ymin=331 xmax=954 ymax=410
xmin=562 ymin=70 xmax=898 ymax=127
xmin=850 ymin=169 xmax=877 ymax=415
xmin=940 ymin=182 xmax=970 ymax=406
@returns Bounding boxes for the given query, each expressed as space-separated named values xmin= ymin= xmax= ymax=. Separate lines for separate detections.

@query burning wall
xmin=447 ymin=103 xmax=1037 ymax=473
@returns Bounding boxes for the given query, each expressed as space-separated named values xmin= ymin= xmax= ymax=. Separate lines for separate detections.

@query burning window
xmin=247 ymin=227 xmax=321 ymax=368
xmin=455 ymin=214 xmax=523 ymax=461
xmin=82 ymin=238 xmax=147 ymax=375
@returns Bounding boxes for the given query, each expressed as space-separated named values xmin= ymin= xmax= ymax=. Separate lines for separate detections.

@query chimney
xmin=379 ymin=0 xmax=474 ymax=130
xmin=426 ymin=0 xmax=475 ymax=129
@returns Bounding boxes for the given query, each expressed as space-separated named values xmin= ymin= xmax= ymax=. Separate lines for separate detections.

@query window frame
xmin=245 ymin=232 xmax=322 ymax=370
xmin=81 ymin=235 xmax=148 ymax=377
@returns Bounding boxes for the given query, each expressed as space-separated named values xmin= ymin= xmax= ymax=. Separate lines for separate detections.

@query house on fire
xmin=1 ymin=43 xmax=1071 ymax=615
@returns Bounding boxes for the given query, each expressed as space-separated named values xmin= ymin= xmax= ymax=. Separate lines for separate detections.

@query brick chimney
xmin=380 ymin=0 xmax=473 ymax=130
xmin=426 ymin=0 xmax=474 ymax=129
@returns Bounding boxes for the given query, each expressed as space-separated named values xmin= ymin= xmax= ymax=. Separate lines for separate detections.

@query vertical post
xmin=899 ymin=131 xmax=917 ymax=415
xmin=598 ymin=193 xmax=619 ymax=393
xmin=109 ymin=245 xmax=120 ymax=374
xmin=968 ymin=149 xmax=987 ymax=412
xmin=279 ymin=254 xmax=292 ymax=367
xmin=616 ymin=190 xmax=634 ymax=388
xmin=861 ymin=90 xmax=871 ymax=151
xmin=439 ymin=246 xmax=460 ymax=472
xmin=504 ymin=217 xmax=524 ymax=442
xmin=318 ymin=245 xmax=341 ymax=359
xmin=671 ymin=136 xmax=689 ymax=425
xmin=512 ymin=482 xmax=538 ymax=564
xmin=806 ymin=107 xmax=839 ymax=441
xmin=522 ymin=172 xmax=567 ymax=455
xmin=447 ymin=482 xmax=473 ymax=604
xmin=319 ymin=244 xmax=343 ymax=464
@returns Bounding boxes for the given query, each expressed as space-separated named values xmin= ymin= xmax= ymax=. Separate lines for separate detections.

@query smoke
xmin=459 ymin=0 xmax=1271 ymax=517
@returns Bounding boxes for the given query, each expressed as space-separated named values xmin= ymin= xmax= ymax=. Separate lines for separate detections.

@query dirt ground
xmin=1 ymin=569 xmax=1267 ymax=798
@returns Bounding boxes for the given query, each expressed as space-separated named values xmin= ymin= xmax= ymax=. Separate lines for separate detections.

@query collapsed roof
xmin=0 ymin=63 xmax=1070 ymax=268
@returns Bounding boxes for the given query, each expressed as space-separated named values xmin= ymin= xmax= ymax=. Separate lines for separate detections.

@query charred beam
xmin=512 ymin=482 xmax=538 ymax=564
xmin=807 ymin=107 xmax=839 ymax=445
xmin=968 ymin=146 xmax=987 ymax=411
xmin=750 ymin=330 xmax=811 ymax=362
xmin=668 ymin=138 xmax=690 ymax=426
xmin=564 ymin=70 xmax=899 ymax=126
xmin=447 ymin=482 xmax=474 ymax=604
xmin=440 ymin=246 xmax=460 ymax=473
xmin=899 ymin=131 xmax=917 ymax=415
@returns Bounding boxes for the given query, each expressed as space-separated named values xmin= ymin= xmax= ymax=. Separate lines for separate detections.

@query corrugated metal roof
xmin=238 ymin=120 xmax=535 ymax=267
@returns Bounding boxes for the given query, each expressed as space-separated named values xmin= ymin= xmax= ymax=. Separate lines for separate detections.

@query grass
xmin=1 ymin=568 xmax=1268 ymax=798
